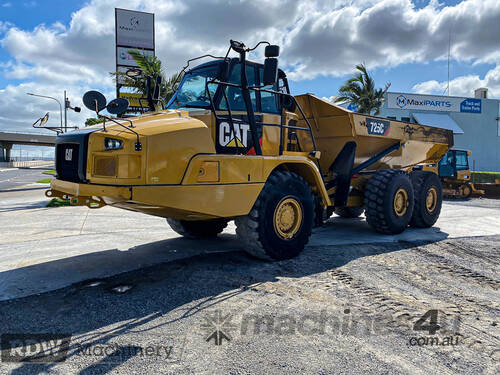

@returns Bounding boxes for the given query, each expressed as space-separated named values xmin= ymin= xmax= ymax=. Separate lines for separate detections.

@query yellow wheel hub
xmin=273 ymin=197 xmax=303 ymax=240
xmin=426 ymin=187 xmax=438 ymax=213
xmin=393 ymin=188 xmax=409 ymax=217
xmin=462 ymin=185 xmax=471 ymax=197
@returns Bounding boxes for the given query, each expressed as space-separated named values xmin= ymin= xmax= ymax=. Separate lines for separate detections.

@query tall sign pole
xmin=115 ymin=8 xmax=155 ymax=113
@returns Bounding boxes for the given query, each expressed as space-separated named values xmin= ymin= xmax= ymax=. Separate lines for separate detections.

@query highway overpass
xmin=0 ymin=131 xmax=56 ymax=162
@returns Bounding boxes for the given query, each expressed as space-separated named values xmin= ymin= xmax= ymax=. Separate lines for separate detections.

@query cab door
xmin=215 ymin=62 xmax=261 ymax=155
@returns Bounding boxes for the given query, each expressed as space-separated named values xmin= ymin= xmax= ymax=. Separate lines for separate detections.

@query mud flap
xmin=326 ymin=141 xmax=356 ymax=207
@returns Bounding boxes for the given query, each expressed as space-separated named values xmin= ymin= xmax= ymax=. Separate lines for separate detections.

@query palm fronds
xmin=109 ymin=50 xmax=182 ymax=104
xmin=335 ymin=64 xmax=391 ymax=115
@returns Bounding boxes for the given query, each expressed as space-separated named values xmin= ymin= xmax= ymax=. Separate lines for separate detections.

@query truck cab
xmin=166 ymin=58 xmax=302 ymax=157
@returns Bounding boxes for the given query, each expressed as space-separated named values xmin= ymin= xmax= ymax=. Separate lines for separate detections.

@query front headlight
xmin=104 ymin=138 xmax=123 ymax=151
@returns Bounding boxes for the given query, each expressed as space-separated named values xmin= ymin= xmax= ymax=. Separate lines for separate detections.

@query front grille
xmin=56 ymin=144 xmax=80 ymax=182
xmin=93 ymin=156 xmax=117 ymax=177
xmin=54 ymin=127 xmax=100 ymax=183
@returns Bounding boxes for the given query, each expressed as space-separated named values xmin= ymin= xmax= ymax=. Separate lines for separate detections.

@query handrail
xmin=204 ymin=80 xmax=318 ymax=156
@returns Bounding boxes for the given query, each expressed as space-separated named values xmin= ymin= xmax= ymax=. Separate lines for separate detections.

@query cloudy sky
xmin=1 ymin=0 xmax=499 ymax=156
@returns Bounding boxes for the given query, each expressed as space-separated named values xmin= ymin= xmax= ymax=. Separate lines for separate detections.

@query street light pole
xmin=64 ymin=90 xmax=68 ymax=133
xmin=27 ymin=92 xmax=63 ymax=129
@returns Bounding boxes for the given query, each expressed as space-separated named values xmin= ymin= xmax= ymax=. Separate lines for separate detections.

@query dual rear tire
xmin=364 ymin=169 xmax=442 ymax=234
xmin=166 ymin=218 xmax=228 ymax=238
xmin=334 ymin=206 xmax=364 ymax=218
xmin=409 ymin=170 xmax=442 ymax=228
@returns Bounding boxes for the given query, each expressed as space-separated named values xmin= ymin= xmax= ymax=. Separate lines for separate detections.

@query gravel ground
xmin=0 ymin=232 xmax=498 ymax=374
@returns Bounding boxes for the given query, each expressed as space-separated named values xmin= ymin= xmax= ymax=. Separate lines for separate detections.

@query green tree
xmin=335 ymin=64 xmax=390 ymax=115
xmin=110 ymin=50 xmax=182 ymax=104
xmin=85 ymin=117 xmax=105 ymax=126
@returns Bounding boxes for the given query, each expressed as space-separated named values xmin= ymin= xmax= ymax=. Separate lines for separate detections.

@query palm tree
xmin=110 ymin=50 xmax=182 ymax=104
xmin=335 ymin=64 xmax=390 ymax=115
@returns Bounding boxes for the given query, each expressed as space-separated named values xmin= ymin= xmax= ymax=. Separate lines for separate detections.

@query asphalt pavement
xmin=0 ymin=165 xmax=54 ymax=191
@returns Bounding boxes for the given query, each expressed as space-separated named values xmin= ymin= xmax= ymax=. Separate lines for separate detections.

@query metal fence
xmin=0 ymin=160 xmax=55 ymax=169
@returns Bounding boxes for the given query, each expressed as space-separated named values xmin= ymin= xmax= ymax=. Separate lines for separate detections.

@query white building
xmin=377 ymin=89 xmax=500 ymax=172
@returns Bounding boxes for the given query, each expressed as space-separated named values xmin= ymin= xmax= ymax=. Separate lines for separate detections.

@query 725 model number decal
xmin=366 ymin=118 xmax=390 ymax=136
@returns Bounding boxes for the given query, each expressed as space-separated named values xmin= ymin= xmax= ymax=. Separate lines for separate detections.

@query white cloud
xmin=1 ymin=2 xmax=12 ymax=7
xmin=0 ymin=80 xmax=114 ymax=134
xmin=0 ymin=21 xmax=13 ymax=34
xmin=0 ymin=0 xmax=499 ymax=133
xmin=412 ymin=65 xmax=500 ymax=97
xmin=283 ymin=0 xmax=500 ymax=80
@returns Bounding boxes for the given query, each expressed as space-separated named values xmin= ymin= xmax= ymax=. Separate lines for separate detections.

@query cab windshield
xmin=168 ymin=65 xmax=218 ymax=109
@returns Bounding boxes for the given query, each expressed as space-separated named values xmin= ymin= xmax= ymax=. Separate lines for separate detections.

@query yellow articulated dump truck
xmin=47 ymin=40 xmax=453 ymax=260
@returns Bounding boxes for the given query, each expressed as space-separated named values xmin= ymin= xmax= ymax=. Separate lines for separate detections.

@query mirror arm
xmin=246 ymin=41 xmax=270 ymax=52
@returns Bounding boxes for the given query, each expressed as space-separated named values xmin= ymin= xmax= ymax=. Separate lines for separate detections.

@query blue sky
xmin=0 ymin=0 xmax=499 ymax=158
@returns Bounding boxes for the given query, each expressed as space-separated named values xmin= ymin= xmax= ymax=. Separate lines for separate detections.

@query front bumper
xmin=48 ymin=178 xmax=264 ymax=219
xmin=48 ymin=179 xmax=131 ymax=208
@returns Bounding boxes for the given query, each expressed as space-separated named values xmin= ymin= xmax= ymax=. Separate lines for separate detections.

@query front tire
xmin=235 ymin=170 xmax=314 ymax=260
xmin=409 ymin=171 xmax=442 ymax=228
xmin=364 ymin=169 xmax=414 ymax=234
xmin=167 ymin=218 xmax=228 ymax=238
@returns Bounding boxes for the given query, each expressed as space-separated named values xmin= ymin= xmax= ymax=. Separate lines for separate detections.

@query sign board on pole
xmin=387 ymin=92 xmax=482 ymax=114
xmin=498 ymin=103 xmax=500 ymax=137
xmin=116 ymin=8 xmax=154 ymax=49
xmin=117 ymin=47 xmax=154 ymax=68
xmin=115 ymin=8 xmax=155 ymax=111
xmin=119 ymin=92 xmax=143 ymax=109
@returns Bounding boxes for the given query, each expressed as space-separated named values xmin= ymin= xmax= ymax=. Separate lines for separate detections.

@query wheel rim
xmin=462 ymin=185 xmax=471 ymax=197
xmin=273 ymin=197 xmax=303 ymax=240
xmin=393 ymin=188 xmax=409 ymax=217
xmin=426 ymin=187 xmax=438 ymax=213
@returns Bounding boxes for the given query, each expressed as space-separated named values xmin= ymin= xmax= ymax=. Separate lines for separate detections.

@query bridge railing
xmin=0 ymin=160 xmax=55 ymax=169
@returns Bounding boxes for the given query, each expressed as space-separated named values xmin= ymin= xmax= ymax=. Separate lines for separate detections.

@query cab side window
xmin=455 ymin=151 xmax=469 ymax=170
xmin=258 ymin=68 xmax=280 ymax=114
xmin=218 ymin=63 xmax=257 ymax=112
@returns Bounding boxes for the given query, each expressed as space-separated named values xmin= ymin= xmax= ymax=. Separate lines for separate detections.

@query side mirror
xmin=107 ymin=98 xmax=129 ymax=115
xmin=40 ymin=112 xmax=49 ymax=126
xmin=216 ymin=60 xmax=229 ymax=82
xmin=83 ymin=90 xmax=107 ymax=113
xmin=126 ymin=68 xmax=142 ymax=78
xmin=263 ymin=58 xmax=278 ymax=86
xmin=265 ymin=45 xmax=280 ymax=58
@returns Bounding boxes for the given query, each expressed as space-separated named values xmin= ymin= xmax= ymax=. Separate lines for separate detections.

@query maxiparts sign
xmin=387 ymin=93 xmax=481 ymax=113
xmin=115 ymin=8 xmax=154 ymax=49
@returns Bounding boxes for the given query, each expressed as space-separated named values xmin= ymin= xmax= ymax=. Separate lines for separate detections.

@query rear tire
xmin=409 ymin=171 xmax=442 ymax=228
xmin=334 ymin=206 xmax=364 ymax=218
xmin=167 ymin=218 xmax=228 ymax=238
xmin=235 ymin=170 xmax=314 ymax=260
xmin=364 ymin=169 xmax=414 ymax=234
xmin=460 ymin=183 xmax=472 ymax=199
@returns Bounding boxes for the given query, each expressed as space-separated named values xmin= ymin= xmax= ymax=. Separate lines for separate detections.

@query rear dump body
xmin=293 ymin=94 xmax=453 ymax=175
xmin=49 ymin=94 xmax=452 ymax=220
